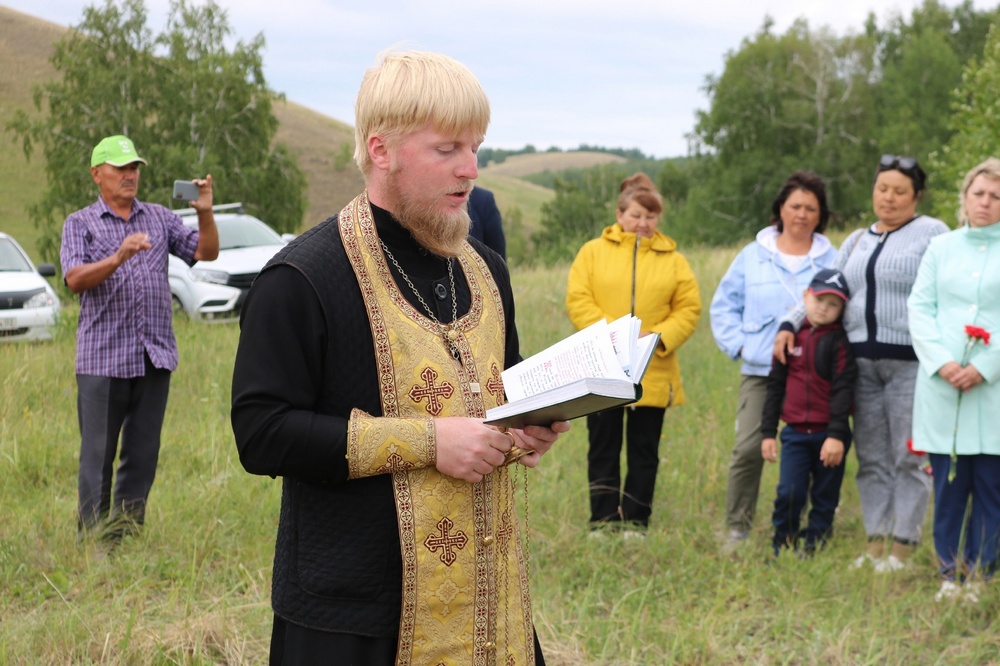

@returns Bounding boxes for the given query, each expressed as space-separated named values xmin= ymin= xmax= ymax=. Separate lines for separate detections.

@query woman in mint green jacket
xmin=909 ymin=157 xmax=1000 ymax=600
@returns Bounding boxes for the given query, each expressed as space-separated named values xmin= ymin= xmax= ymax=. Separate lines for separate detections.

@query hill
xmin=481 ymin=150 xmax=625 ymax=178
xmin=271 ymin=99 xmax=364 ymax=227
xmin=0 ymin=6 xmax=613 ymax=259
xmin=477 ymin=151 xmax=630 ymax=234
xmin=0 ymin=6 xmax=371 ymax=256
xmin=0 ymin=7 xmax=64 ymax=258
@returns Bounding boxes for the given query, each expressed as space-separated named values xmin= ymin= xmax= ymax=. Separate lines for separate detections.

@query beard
xmin=382 ymin=170 xmax=472 ymax=258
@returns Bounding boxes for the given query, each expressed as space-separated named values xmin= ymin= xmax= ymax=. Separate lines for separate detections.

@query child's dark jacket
xmin=762 ymin=322 xmax=857 ymax=443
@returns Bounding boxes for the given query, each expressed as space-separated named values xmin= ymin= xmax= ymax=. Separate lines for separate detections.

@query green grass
xmin=3 ymin=245 xmax=998 ymax=665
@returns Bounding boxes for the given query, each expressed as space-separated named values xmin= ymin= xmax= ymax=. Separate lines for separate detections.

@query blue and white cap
xmin=808 ymin=268 xmax=849 ymax=302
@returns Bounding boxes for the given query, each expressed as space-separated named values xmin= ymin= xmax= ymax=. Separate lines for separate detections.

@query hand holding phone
xmin=173 ymin=180 xmax=200 ymax=201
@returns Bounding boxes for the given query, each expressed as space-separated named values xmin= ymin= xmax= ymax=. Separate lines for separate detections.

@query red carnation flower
xmin=965 ymin=325 xmax=991 ymax=346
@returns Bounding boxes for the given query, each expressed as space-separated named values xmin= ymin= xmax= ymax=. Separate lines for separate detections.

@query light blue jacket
xmin=710 ymin=226 xmax=837 ymax=376
xmin=909 ymin=222 xmax=1000 ymax=455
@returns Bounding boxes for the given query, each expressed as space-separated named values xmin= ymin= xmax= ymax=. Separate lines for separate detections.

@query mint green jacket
xmin=909 ymin=222 xmax=1000 ymax=455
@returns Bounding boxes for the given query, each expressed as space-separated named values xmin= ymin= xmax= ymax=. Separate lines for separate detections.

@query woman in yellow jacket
xmin=566 ymin=173 xmax=701 ymax=535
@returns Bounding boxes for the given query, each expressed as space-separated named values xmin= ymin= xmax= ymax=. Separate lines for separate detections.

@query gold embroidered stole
xmin=340 ymin=194 xmax=534 ymax=666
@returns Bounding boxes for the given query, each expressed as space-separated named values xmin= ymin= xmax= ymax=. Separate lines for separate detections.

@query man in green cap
xmin=60 ymin=135 xmax=219 ymax=545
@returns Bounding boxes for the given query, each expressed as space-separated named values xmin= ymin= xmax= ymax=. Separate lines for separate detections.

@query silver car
xmin=168 ymin=204 xmax=293 ymax=322
xmin=0 ymin=231 xmax=60 ymax=342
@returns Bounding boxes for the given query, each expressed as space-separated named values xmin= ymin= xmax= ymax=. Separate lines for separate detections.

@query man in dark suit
xmin=468 ymin=185 xmax=506 ymax=260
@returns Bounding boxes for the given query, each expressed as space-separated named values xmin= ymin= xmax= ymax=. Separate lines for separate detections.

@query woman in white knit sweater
xmin=775 ymin=155 xmax=948 ymax=571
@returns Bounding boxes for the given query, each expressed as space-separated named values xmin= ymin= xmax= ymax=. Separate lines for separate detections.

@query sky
xmin=2 ymin=0 xmax=992 ymax=158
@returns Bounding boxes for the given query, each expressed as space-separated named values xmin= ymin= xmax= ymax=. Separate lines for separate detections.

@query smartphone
xmin=172 ymin=180 xmax=200 ymax=201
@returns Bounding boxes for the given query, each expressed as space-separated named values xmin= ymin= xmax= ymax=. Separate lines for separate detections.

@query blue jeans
xmin=771 ymin=427 xmax=852 ymax=552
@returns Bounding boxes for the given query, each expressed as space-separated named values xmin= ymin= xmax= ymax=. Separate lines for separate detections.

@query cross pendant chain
xmin=381 ymin=239 xmax=461 ymax=362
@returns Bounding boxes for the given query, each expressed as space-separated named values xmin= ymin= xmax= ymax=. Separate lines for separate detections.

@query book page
xmin=630 ymin=332 xmax=660 ymax=383
xmin=606 ymin=314 xmax=638 ymax=376
xmin=501 ymin=319 xmax=629 ymax=402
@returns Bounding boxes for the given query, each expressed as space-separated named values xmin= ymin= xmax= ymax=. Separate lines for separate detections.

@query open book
xmin=484 ymin=315 xmax=660 ymax=428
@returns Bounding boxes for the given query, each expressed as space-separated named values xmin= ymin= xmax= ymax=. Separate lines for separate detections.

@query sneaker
xmin=874 ymin=541 xmax=913 ymax=573
xmin=851 ymin=539 xmax=886 ymax=569
xmin=874 ymin=554 xmax=907 ymax=573
xmin=935 ymin=580 xmax=961 ymax=602
xmin=963 ymin=582 xmax=983 ymax=604
xmin=587 ymin=530 xmax=609 ymax=541
xmin=851 ymin=554 xmax=871 ymax=569
xmin=622 ymin=530 xmax=647 ymax=541
xmin=721 ymin=530 xmax=749 ymax=556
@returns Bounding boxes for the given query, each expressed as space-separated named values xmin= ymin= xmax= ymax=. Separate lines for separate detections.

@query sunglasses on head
xmin=880 ymin=154 xmax=917 ymax=170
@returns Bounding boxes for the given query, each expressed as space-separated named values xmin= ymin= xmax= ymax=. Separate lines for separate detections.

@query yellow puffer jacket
xmin=566 ymin=223 xmax=701 ymax=408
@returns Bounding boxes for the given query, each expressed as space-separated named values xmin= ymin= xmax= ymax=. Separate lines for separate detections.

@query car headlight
xmin=24 ymin=291 xmax=56 ymax=309
xmin=188 ymin=268 xmax=231 ymax=285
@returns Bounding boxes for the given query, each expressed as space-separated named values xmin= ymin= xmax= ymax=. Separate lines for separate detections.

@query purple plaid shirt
xmin=61 ymin=197 xmax=199 ymax=377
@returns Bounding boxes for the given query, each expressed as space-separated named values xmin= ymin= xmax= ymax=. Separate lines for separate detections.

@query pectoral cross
xmin=446 ymin=327 xmax=460 ymax=361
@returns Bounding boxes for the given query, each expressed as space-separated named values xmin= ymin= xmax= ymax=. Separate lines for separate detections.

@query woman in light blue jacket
xmin=710 ymin=172 xmax=838 ymax=551
xmin=910 ymin=158 xmax=1000 ymax=602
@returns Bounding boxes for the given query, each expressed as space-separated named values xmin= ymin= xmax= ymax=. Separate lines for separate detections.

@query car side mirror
xmin=37 ymin=263 xmax=57 ymax=277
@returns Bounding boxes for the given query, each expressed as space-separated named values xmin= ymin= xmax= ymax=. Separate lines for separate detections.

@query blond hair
xmin=958 ymin=157 xmax=1000 ymax=225
xmin=353 ymin=50 xmax=490 ymax=174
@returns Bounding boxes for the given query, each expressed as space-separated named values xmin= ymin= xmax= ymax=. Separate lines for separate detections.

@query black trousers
xmin=269 ymin=615 xmax=546 ymax=665
xmin=76 ymin=354 xmax=171 ymax=533
xmin=586 ymin=405 xmax=666 ymax=527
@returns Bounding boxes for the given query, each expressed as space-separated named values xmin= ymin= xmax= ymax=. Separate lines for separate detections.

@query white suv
xmin=0 ymin=231 xmax=60 ymax=342
xmin=168 ymin=204 xmax=293 ymax=322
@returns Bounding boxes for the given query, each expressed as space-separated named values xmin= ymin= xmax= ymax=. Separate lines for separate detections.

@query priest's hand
xmin=508 ymin=421 xmax=570 ymax=468
xmin=434 ymin=417 xmax=514 ymax=483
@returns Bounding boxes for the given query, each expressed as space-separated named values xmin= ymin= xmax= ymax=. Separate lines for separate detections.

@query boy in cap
xmin=61 ymin=135 xmax=217 ymax=545
xmin=761 ymin=268 xmax=858 ymax=556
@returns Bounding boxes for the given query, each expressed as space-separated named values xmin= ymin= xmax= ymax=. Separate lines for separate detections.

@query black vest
xmin=265 ymin=216 xmax=403 ymax=637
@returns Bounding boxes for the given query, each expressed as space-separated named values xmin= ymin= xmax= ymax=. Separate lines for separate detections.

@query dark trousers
xmin=586 ymin=405 xmax=666 ymax=528
xmin=771 ymin=427 xmax=851 ymax=552
xmin=76 ymin=355 xmax=171 ymax=534
xmin=269 ymin=616 xmax=546 ymax=665
xmin=930 ymin=453 xmax=1000 ymax=580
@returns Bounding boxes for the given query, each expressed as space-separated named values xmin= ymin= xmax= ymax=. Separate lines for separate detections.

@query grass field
xmin=3 ymin=242 xmax=998 ymax=665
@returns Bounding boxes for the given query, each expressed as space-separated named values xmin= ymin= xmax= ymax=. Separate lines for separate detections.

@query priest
xmin=231 ymin=50 xmax=569 ymax=665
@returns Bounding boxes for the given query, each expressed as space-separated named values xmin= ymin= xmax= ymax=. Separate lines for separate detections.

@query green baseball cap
xmin=90 ymin=135 xmax=148 ymax=167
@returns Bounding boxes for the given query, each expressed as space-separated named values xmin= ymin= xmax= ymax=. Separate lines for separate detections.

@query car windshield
xmin=201 ymin=217 xmax=283 ymax=251
xmin=0 ymin=239 xmax=34 ymax=272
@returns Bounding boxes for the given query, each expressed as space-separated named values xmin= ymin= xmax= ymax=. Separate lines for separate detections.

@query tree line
xmin=528 ymin=0 xmax=1000 ymax=264
xmin=477 ymin=144 xmax=652 ymax=169
xmin=11 ymin=0 xmax=1000 ymax=268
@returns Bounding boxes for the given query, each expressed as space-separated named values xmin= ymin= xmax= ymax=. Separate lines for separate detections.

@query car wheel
xmin=172 ymin=295 xmax=187 ymax=318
